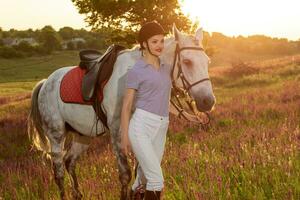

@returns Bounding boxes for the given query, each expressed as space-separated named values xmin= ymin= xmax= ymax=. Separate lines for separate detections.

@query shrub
xmin=67 ymin=41 xmax=75 ymax=50
xmin=77 ymin=41 xmax=87 ymax=50
xmin=33 ymin=45 xmax=49 ymax=55
xmin=226 ymin=61 xmax=260 ymax=78
xmin=13 ymin=41 xmax=35 ymax=52
xmin=0 ymin=46 xmax=24 ymax=58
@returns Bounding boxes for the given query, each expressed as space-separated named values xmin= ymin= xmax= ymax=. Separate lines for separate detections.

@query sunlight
xmin=179 ymin=0 xmax=300 ymax=40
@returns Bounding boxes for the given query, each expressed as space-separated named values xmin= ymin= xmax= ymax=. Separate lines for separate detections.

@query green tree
xmin=85 ymin=37 xmax=106 ymax=50
xmin=14 ymin=41 xmax=34 ymax=52
xmin=71 ymin=0 xmax=193 ymax=45
xmin=67 ymin=41 xmax=75 ymax=50
xmin=73 ymin=28 xmax=90 ymax=40
xmin=0 ymin=27 xmax=3 ymax=46
xmin=38 ymin=26 xmax=62 ymax=53
xmin=0 ymin=46 xmax=23 ymax=58
xmin=7 ymin=29 xmax=18 ymax=38
xmin=13 ymin=29 xmax=34 ymax=38
xmin=58 ymin=26 xmax=76 ymax=40
xmin=77 ymin=40 xmax=87 ymax=49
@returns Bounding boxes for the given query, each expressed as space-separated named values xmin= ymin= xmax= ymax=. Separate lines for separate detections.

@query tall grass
xmin=0 ymin=51 xmax=79 ymax=83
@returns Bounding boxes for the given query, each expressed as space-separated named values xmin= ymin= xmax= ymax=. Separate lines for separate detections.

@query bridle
xmin=170 ymin=42 xmax=211 ymax=126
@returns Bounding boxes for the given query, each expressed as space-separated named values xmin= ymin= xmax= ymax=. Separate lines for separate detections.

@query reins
xmin=170 ymin=42 xmax=211 ymax=127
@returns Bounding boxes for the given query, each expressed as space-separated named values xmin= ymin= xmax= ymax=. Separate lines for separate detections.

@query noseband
xmin=171 ymin=44 xmax=210 ymax=92
xmin=170 ymin=43 xmax=211 ymax=126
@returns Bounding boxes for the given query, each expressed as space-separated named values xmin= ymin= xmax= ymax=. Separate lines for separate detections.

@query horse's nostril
xmin=203 ymin=98 xmax=209 ymax=106
xmin=195 ymin=95 xmax=215 ymax=112
xmin=202 ymin=96 xmax=215 ymax=107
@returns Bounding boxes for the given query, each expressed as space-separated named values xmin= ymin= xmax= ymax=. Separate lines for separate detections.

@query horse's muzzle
xmin=195 ymin=94 xmax=216 ymax=112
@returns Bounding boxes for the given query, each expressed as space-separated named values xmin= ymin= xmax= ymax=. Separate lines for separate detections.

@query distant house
xmin=62 ymin=37 xmax=86 ymax=49
xmin=2 ymin=38 xmax=18 ymax=46
xmin=2 ymin=37 xmax=39 ymax=47
xmin=71 ymin=37 xmax=86 ymax=43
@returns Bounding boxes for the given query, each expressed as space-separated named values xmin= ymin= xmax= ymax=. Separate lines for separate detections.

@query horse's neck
xmin=161 ymin=37 xmax=182 ymax=87
xmin=161 ymin=37 xmax=176 ymax=67
xmin=114 ymin=47 xmax=141 ymax=73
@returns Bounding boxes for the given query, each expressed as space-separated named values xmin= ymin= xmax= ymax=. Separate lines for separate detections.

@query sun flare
xmin=179 ymin=0 xmax=300 ymax=40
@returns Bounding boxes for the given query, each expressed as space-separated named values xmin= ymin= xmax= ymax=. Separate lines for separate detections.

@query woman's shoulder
xmin=134 ymin=58 xmax=147 ymax=68
xmin=129 ymin=58 xmax=146 ymax=72
xmin=127 ymin=60 xmax=143 ymax=76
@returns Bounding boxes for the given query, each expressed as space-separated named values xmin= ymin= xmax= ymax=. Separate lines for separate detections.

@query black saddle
xmin=79 ymin=45 xmax=115 ymax=101
xmin=78 ymin=44 xmax=125 ymax=128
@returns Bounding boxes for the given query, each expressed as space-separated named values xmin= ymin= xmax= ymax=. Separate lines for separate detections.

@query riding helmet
xmin=138 ymin=21 xmax=166 ymax=49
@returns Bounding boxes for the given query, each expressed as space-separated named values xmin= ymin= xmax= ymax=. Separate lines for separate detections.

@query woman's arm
xmin=120 ymin=88 xmax=136 ymax=156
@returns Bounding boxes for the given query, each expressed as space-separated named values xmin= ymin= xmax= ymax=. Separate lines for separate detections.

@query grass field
xmin=0 ymin=51 xmax=299 ymax=199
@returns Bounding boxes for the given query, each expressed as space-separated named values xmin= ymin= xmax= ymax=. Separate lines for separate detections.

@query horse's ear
xmin=173 ymin=23 xmax=180 ymax=41
xmin=195 ymin=27 xmax=203 ymax=42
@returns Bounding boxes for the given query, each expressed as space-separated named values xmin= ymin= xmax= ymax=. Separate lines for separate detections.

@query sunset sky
xmin=0 ymin=0 xmax=299 ymax=40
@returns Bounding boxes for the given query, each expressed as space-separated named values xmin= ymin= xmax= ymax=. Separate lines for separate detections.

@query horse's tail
xmin=27 ymin=79 xmax=50 ymax=153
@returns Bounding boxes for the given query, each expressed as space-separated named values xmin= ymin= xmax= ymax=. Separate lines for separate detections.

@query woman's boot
xmin=144 ymin=190 xmax=161 ymax=200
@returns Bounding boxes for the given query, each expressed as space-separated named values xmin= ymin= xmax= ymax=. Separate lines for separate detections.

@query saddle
xmin=78 ymin=44 xmax=125 ymax=128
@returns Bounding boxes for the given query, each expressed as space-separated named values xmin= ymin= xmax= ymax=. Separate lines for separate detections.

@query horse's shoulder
xmin=116 ymin=49 xmax=140 ymax=70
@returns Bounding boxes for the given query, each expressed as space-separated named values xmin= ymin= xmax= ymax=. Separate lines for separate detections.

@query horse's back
xmin=39 ymin=66 xmax=75 ymax=104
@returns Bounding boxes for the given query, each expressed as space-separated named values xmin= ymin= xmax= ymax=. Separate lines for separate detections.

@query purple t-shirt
xmin=126 ymin=58 xmax=172 ymax=117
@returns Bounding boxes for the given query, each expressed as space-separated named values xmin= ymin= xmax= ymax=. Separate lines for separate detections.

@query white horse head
xmin=162 ymin=25 xmax=215 ymax=112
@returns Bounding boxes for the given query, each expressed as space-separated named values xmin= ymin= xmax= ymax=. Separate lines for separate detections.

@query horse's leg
xmin=110 ymin=123 xmax=132 ymax=200
xmin=64 ymin=132 xmax=91 ymax=200
xmin=47 ymin=129 xmax=67 ymax=200
xmin=51 ymin=152 xmax=66 ymax=200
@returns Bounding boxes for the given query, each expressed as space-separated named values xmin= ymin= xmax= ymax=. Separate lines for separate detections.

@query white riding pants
xmin=128 ymin=108 xmax=169 ymax=191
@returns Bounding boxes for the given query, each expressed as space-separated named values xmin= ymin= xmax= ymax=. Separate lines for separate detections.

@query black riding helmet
xmin=138 ymin=21 xmax=166 ymax=53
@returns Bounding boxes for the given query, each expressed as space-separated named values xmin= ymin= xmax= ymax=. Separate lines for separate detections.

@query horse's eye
xmin=183 ymin=59 xmax=192 ymax=67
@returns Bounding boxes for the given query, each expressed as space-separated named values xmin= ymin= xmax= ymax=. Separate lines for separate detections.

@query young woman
xmin=120 ymin=21 xmax=171 ymax=200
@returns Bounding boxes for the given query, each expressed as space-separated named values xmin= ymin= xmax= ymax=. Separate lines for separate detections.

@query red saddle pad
xmin=60 ymin=66 xmax=105 ymax=105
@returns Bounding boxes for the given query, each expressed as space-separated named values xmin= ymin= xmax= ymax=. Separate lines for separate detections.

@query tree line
xmin=206 ymin=32 xmax=300 ymax=56
xmin=1 ymin=25 xmax=299 ymax=59
xmin=0 ymin=26 xmax=111 ymax=58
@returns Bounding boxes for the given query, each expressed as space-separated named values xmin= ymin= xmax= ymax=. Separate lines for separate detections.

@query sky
xmin=180 ymin=0 xmax=300 ymax=41
xmin=0 ymin=0 xmax=299 ymax=41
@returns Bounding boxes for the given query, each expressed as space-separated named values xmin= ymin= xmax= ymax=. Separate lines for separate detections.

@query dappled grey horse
xmin=27 ymin=25 xmax=215 ymax=199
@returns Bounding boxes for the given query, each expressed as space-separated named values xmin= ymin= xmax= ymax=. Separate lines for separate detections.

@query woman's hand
xmin=121 ymin=132 xmax=133 ymax=157
xmin=120 ymin=88 xmax=136 ymax=157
